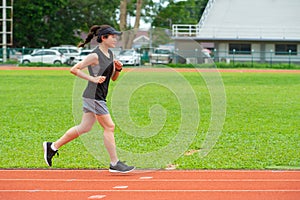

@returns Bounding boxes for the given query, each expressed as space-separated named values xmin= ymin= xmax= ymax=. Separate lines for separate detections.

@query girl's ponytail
xmin=77 ymin=25 xmax=102 ymax=48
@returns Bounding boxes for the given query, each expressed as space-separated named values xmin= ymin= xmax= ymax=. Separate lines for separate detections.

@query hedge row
xmin=166 ymin=62 xmax=300 ymax=69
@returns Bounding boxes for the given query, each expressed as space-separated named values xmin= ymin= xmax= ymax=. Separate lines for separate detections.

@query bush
xmin=166 ymin=62 xmax=300 ymax=69
xmin=18 ymin=62 xmax=69 ymax=67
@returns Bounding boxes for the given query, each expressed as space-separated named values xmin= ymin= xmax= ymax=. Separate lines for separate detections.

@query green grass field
xmin=0 ymin=69 xmax=299 ymax=169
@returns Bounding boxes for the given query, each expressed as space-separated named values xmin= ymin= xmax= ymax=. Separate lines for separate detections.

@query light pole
xmin=270 ymin=49 xmax=273 ymax=68
xmin=288 ymin=49 xmax=291 ymax=68
xmin=233 ymin=49 xmax=236 ymax=66
xmin=2 ymin=0 xmax=7 ymax=62
xmin=1 ymin=0 xmax=13 ymax=63
xmin=251 ymin=49 xmax=254 ymax=68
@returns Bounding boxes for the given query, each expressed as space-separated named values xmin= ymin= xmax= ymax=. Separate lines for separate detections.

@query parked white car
xmin=50 ymin=46 xmax=80 ymax=65
xmin=117 ymin=49 xmax=140 ymax=66
xmin=19 ymin=49 xmax=67 ymax=64
xmin=149 ymin=48 xmax=173 ymax=65
xmin=72 ymin=49 xmax=93 ymax=64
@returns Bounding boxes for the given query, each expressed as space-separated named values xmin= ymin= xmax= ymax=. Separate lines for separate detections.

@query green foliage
xmin=13 ymin=0 xmax=120 ymax=48
xmin=12 ymin=0 xmax=210 ymax=48
xmin=151 ymin=28 xmax=173 ymax=47
xmin=21 ymin=61 xmax=300 ymax=70
xmin=14 ymin=0 xmax=73 ymax=47
xmin=215 ymin=62 xmax=300 ymax=69
xmin=0 ymin=60 xmax=18 ymax=65
xmin=152 ymin=0 xmax=208 ymax=28
xmin=166 ymin=62 xmax=300 ymax=69
xmin=18 ymin=62 xmax=69 ymax=67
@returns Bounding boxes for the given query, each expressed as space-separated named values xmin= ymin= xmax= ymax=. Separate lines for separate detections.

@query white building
xmin=172 ymin=0 xmax=300 ymax=63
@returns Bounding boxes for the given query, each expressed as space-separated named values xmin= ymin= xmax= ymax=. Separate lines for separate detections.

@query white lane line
xmin=0 ymin=189 xmax=299 ymax=192
xmin=88 ymin=195 xmax=106 ymax=199
xmin=139 ymin=176 xmax=153 ymax=180
xmin=0 ymin=179 xmax=299 ymax=182
xmin=113 ymin=186 xmax=128 ymax=189
xmin=27 ymin=190 xmax=40 ymax=193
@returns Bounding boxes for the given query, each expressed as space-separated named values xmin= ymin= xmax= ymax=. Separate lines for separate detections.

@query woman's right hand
xmin=91 ymin=76 xmax=106 ymax=84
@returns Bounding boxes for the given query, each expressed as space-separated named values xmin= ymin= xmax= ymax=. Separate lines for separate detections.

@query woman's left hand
xmin=114 ymin=60 xmax=123 ymax=71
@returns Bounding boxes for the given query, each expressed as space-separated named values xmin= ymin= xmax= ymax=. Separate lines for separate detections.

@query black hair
xmin=78 ymin=25 xmax=111 ymax=48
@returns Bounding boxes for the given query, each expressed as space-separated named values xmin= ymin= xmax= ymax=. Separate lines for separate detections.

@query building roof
xmin=173 ymin=0 xmax=300 ymax=42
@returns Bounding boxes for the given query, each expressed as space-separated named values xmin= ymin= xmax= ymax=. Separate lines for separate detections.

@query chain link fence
xmin=1 ymin=47 xmax=300 ymax=68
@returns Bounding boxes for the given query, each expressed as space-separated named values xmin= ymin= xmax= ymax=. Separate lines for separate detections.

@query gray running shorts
xmin=82 ymin=97 xmax=110 ymax=115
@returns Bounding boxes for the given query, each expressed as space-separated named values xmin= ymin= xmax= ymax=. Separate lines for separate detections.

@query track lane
xmin=0 ymin=170 xmax=299 ymax=200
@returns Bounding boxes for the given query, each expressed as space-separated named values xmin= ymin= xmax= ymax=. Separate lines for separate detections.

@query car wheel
xmin=22 ymin=60 xmax=30 ymax=64
xmin=54 ymin=60 xmax=62 ymax=65
xmin=67 ymin=58 xmax=74 ymax=65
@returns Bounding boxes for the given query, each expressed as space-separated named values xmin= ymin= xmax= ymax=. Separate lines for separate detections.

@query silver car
xmin=72 ymin=49 xmax=93 ymax=64
xmin=19 ymin=49 xmax=67 ymax=64
xmin=50 ymin=46 xmax=80 ymax=65
xmin=117 ymin=49 xmax=140 ymax=66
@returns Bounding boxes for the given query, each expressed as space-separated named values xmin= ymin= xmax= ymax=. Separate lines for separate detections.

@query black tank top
xmin=82 ymin=47 xmax=114 ymax=101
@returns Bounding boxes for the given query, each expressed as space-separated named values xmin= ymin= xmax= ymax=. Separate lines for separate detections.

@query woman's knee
xmin=104 ymin=123 xmax=115 ymax=132
xmin=76 ymin=124 xmax=93 ymax=135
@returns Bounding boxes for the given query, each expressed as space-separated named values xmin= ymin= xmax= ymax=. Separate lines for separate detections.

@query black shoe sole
xmin=43 ymin=142 xmax=51 ymax=167
xmin=109 ymin=167 xmax=135 ymax=173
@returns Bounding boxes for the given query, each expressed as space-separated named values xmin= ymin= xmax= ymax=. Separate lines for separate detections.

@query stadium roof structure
xmin=172 ymin=0 xmax=300 ymax=42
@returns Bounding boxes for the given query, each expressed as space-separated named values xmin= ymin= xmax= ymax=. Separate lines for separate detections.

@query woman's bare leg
xmin=96 ymin=114 xmax=118 ymax=164
xmin=53 ymin=112 xmax=96 ymax=149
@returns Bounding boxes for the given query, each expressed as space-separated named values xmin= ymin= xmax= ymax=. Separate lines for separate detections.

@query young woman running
xmin=43 ymin=25 xmax=135 ymax=173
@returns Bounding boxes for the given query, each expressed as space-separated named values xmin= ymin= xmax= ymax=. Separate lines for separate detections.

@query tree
xmin=13 ymin=0 xmax=120 ymax=48
xmin=152 ymin=0 xmax=208 ymax=29
xmin=118 ymin=0 xmax=208 ymax=49
xmin=13 ymin=0 xmax=76 ymax=47
xmin=11 ymin=0 xmax=208 ymax=48
xmin=119 ymin=0 xmax=127 ymax=31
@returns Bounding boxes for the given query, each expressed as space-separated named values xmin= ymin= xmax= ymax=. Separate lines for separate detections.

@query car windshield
xmin=120 ymin=50 xmax=134 ymax=56
xmin=80 ymin=51 xmax=91 ymax=56
xmin=33 ymin=50 xmax=47 ymax=56
xmin=154 ymin=49 xmax=170 ymax=54
xmin=56 ymin=49 xmax=68 ymax=54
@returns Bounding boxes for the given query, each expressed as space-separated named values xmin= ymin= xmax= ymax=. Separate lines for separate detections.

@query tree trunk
xmin=125 ymin=0 xmax=143 ymax=49
xmin=134 ymin=0 xmax=142 ymax=29
xmin=120 ymin=0 xmax=143 ymax=49
xmin=119 ymin=0 xmax=127 ymax=32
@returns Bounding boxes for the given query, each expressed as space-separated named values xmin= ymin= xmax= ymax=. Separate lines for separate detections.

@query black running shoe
xmin=109 ymin=161 xmax=135 ymax=173
xmin=43 ymin=142 xmax=59 ymax=167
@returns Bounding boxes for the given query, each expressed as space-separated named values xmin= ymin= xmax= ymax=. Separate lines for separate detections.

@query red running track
xmin=0 ymin=170 xmax=299 ymax=200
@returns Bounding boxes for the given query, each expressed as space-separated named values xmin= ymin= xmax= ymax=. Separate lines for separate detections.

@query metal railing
xmin=172 ymin=24 xmax=200 ymax=37
xmin=172 ymin=24 xmax=300 ymax=39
